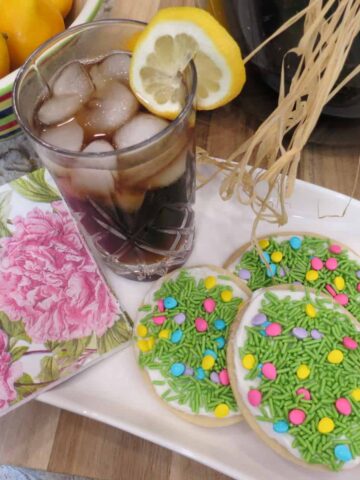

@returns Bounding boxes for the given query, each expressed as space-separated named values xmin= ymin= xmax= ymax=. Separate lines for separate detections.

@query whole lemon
xmin=0 ymin=34 xmax=10 ymax=79
xmin=0 ymin=0 xmax=65 ymax=70
xmin=47 ymin=0 xmax=73 ymax=18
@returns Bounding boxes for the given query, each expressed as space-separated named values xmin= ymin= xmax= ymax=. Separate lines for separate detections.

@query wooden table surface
xmin=0 ymin=0 xmax=359 ymax=479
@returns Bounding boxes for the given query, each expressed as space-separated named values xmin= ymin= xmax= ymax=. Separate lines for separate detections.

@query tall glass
xmin=13 ymin=20 xmax=197 ymax=281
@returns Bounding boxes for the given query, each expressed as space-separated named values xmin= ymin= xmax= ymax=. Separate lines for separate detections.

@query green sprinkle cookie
xmin=134 ymin=265 xmax=251 ymax=427
xmin=227 ymin=285 xmax=360 ymax=471
xmin=224 ymin=232 xmax=360 ymax=320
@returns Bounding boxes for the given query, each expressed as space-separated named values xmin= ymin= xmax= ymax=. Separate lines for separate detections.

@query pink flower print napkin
xmin=0 ymin=169 xmax=132 ymax=416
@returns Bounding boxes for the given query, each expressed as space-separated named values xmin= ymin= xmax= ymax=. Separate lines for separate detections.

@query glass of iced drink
xmin=13 ymin=20 xmax=197 ymax=281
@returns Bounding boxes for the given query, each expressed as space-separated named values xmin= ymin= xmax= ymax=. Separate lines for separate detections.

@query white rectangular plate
xmin=39 ymin=173 xmax=360 ymax=480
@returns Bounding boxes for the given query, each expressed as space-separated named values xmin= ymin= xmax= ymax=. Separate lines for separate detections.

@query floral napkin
xmin=0 ymin=169 xmax=132 ymax=416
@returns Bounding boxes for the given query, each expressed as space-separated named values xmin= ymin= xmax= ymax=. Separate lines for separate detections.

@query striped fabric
xmin=0 ymin=88 xmax=21 ymax=141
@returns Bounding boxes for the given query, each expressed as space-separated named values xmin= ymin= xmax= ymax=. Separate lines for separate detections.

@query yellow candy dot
xmin=137 ymin=339 xmax=150 ymax=352
xmin=259 ymin=239 xmax=270 ymax=249
xmin=159 ymin=329 xmax=170 ymax=340
xmin=351 ymin=388 xmax=360 ymax=401
xmin=305 ymin=304 xmax=317 ymax=318
xmin=271 ymin=251 xmax=283 ymax=263
xmin=136 ymin=324 xmax=148 ymax=338
xmin=205 ymin=275 xmax=217 ymax=289
xmin=334 ymin=276 xmax=345 ymax=291
xmin=306 ymin=270 xmax=319 ymax=282
xmin=327 ymin=349 xmax=344 ymax=364
xmin=318 ymin=417 xmax=335 ymax=434
xmin=214 ymin=403 xmax=230 ymax=418
xmin=297 ymin=364 xmax=310 ymax=380
xmin=202 ymin=355 xmax=215 ymax=371
xmin=242 ymin=354 xmax=256 ymax=370
xmin=147 ymin=337 xmax=155 ymax=350
xmin=221 ymin=290 xmax=233 ymax=302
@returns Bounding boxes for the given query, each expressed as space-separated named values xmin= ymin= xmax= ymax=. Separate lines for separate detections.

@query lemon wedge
xmin=129 ymin=7 xmax=246 ymax=119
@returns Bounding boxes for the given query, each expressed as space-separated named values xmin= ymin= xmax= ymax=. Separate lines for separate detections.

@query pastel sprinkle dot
xmin=306 ymin=270 xmax=319 ymax=282
xmin=271 ymin=251 xmax=283 ymax=263
xmin=202 ymin=355 xmax=215 ymax=370
xmin=164 ymin=296 xmax=177 ymax=309
xmin=351 ymin=388 xmax=360 ymax=401
xmin=311 ymin=329 xmax=323 ymax=340
xmin=334 ymin=276 xmax=345 ymax=291
xmin=195 ymin=317 xmax=208 ymax=332
xmin=219 ymin=369 xmax=230 ymax=385
xmin=297 ymin=364 xmax=310 ymax=380
xmin=318 ymin=417 xmax=335 ymax=434
xmin=214 ymin=403 xmax=229 ymax=418
xmin=147 ymin=337 xmax=155 ymax=350
xmin=262 ymin=362 xmax=277 ymax=380
xmin=214 ymin=319 xmax=226 ymax=330
xmin=311 ymin=257 xmax=323 ymax=270
xmin=204 ymin=349 xmax=217 ymax=359
xmin=158 ymin=329 xmax=170 ymax=340
xmin=252 ymin=313 xmax=267 ymax=326
xmin=265 ymin=322 xmax=282 ymax=337
xmin=326 ymin=284 xmax=336 ymax=297
xmin=259 ymin=252 xmax=271 ymax=264
xmin=136 ymin=324 xmax=148 ymax=337
xmin=171 ymin=330 xmax=183 ymax=344
xmin=153 ymin=315 xmax=166 ymax=326
xmin=174 ymin=313 xmax=186 ymax=325
xmin=343 ymin=336 xmax=358 ymax=350
xmin=171 ymin=363 xmax=185 ymax=377
xmin=266 ymin=264 xmax=277 ymax=278
xmin=329 ymin=244 xmax=342 ymax=254
xmin=247 ymin=389 xmax=262 ymax=407
xmin=184 ymin=367 xmax=194 ymax=376
xmin=325 ymin=258 xmax=338 ymax=271
xmin=289 ymin=236 xmax=302 ymax=250
xmin=279 ymin=267 xmax=286 ymax=277
xmin=334 ymin=445 xmax=352 ymax=462
xmin=242 ymin=354 xmax=256 ymax=370
xmin=195 ymin=367 xmax=205 ymax=380
xmin=215 ymin=337 xmax=225 ymax=349
xmin=210 ymin=372 xmax=220 ymax=384
xmin=221 ymin=290 xmax=233 ymax=302
xmin=273 ymin=420 xmax=289 ymax=433
xmin=305 ymin=303 xmax=317 ymax=318
xmin=335 ymin=398 xmax=352 ymax=416
xmin=296 ymin=388 xmax=311 ymax=401
xmin=203 ymin=298 xmax=216 ymax=313
xmin=204 ymin=276 xmax=216 ymax=289
xmin=288 ymin=409 xmax=306 ymax=425
xmin=327 ymin=349 xmax=344 ymax=364
xmin=137 ymin=339 xmax=150 ymax=352
xmin=357 ymin=270 xmax=360 ymax=279
xmin=259 ymin=239 xmax=270 ymax=249
xmin=292 ymin=327 xmax=308 ymax=340
xmin=334 ymin=293 xmax=349 ymax=306
xmin=157 ymin=299 xmax=165 ymax=312
xmin=358 ymin=283 xmax=360 ymax=293
xmin=238 ymin=269 xmax=251 ymax=280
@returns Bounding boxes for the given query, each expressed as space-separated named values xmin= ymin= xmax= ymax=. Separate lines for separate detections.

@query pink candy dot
xmin=289 ymin=408 xmax=306 ymax=425
xmin=265 ymin=322 xmax=282 ymax=337
xmin=326 ymin=284 xmax=336 ymax=297
xmin=157 ymin=300 xmax=165 ymax=312
xmin=357 ymin=283 xmax=360 ymax=293
xmin=248 ymin=389 xmax=262 ymax=407
xmin=262 ymin=362 xmax=277 ymax=380
xmin=296 ymin=388 xmax=311 ymax=401
xmin=311 ymin=257 xmax=324 ymax=271
xmin=343 ymin=336 xmax=358 ymax=350
xmin=334 ymin=293 xmax=349 ymax=306
xmin=203 ymin=298 xmax=216 ymax=313
xmin=195 ymin=317 xmax=208 ymax=332
xmin=153 ymin=316 xmax=166 ymax=325
xmin=219 ymin=369 xmax=229 ymax=385
xmin=335 ymin=398 xmax=352 ymax=416
xmin=325 ymin=258 xmax=338 ymax=271
xmin=329 ymin=244 xmax=342 ymax=254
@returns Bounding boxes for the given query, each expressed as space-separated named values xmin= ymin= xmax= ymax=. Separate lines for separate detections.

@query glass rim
xmin=13 ymin=18 xmax=197 ymax=160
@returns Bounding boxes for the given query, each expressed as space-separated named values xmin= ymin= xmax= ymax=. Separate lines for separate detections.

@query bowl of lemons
xmin=0 ymin=0 xmax=103 ymax=141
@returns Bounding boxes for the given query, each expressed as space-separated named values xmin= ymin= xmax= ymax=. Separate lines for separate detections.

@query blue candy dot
xmin=289 ymin=236 xmax=302 ymax=250
xmin=171 ymin=330 xmax=183 ymax=344
xmin=215 ymin=337 xmax=226 ymax=349
xmin=259 ymin=252 xmax=271 ymax=264
xmin=196 ymin=367 xmax=205 ymax=380
xmin=263 ymin=321 xmax=271 ymax=328
xmin=260 ymin=330 xmax=267 ymax=336
xmin=266 ymin=263 xmax=277 ymax=278
xmin=273 ymin=420 xmax=289 ymax=433
xmin=334 ymin=445 xmax=352 ymax=462
xmin=257 ymin=363 xmax=263 ymax=377
xmin=164 ymin=296 xmax=178 ymax=309
xmin=204 ymin=349 xmax=217 ymax=359
xmin=171 ymin=362 xmax=185 ymax=377
xmin=214 ymin=319 xmax=226 ymax=330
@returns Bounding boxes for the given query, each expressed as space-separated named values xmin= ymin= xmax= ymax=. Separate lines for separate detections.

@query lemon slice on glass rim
xmin=129 ymin=7 xmax=246 ymax=120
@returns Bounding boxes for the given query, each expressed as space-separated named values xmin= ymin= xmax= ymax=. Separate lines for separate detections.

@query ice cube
xmin=147 ymin=149 xmax=187 ymax=189
xmin=41 ymin=119 xmax=84 ymax=151
xmin=38 ymin=94 xmax=82 ymax=125
xmin=78 ymin=81 xmax=139 ymax=135
xmin=89 ymin=64 xmax=105 ymax=90
xmin=113 ymin=113 xmax=169 ymax=150
xmin=52 ymin=61 xmax=94 ymax=100
xmin=98 ymin=53 xmax=131 ymax=85
xmin=81 ymin=139 xmax=117 ymax=169
xmin=71 ymin=166 xmax=115 ymax=199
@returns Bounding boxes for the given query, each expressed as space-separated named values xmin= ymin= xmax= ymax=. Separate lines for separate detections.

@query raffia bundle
xmin=198 ymin=0 xmax=360 ymax=240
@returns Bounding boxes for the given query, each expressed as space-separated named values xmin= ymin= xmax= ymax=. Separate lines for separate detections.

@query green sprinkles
xmin=240 ymin=290 xmax=360 ymax=470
